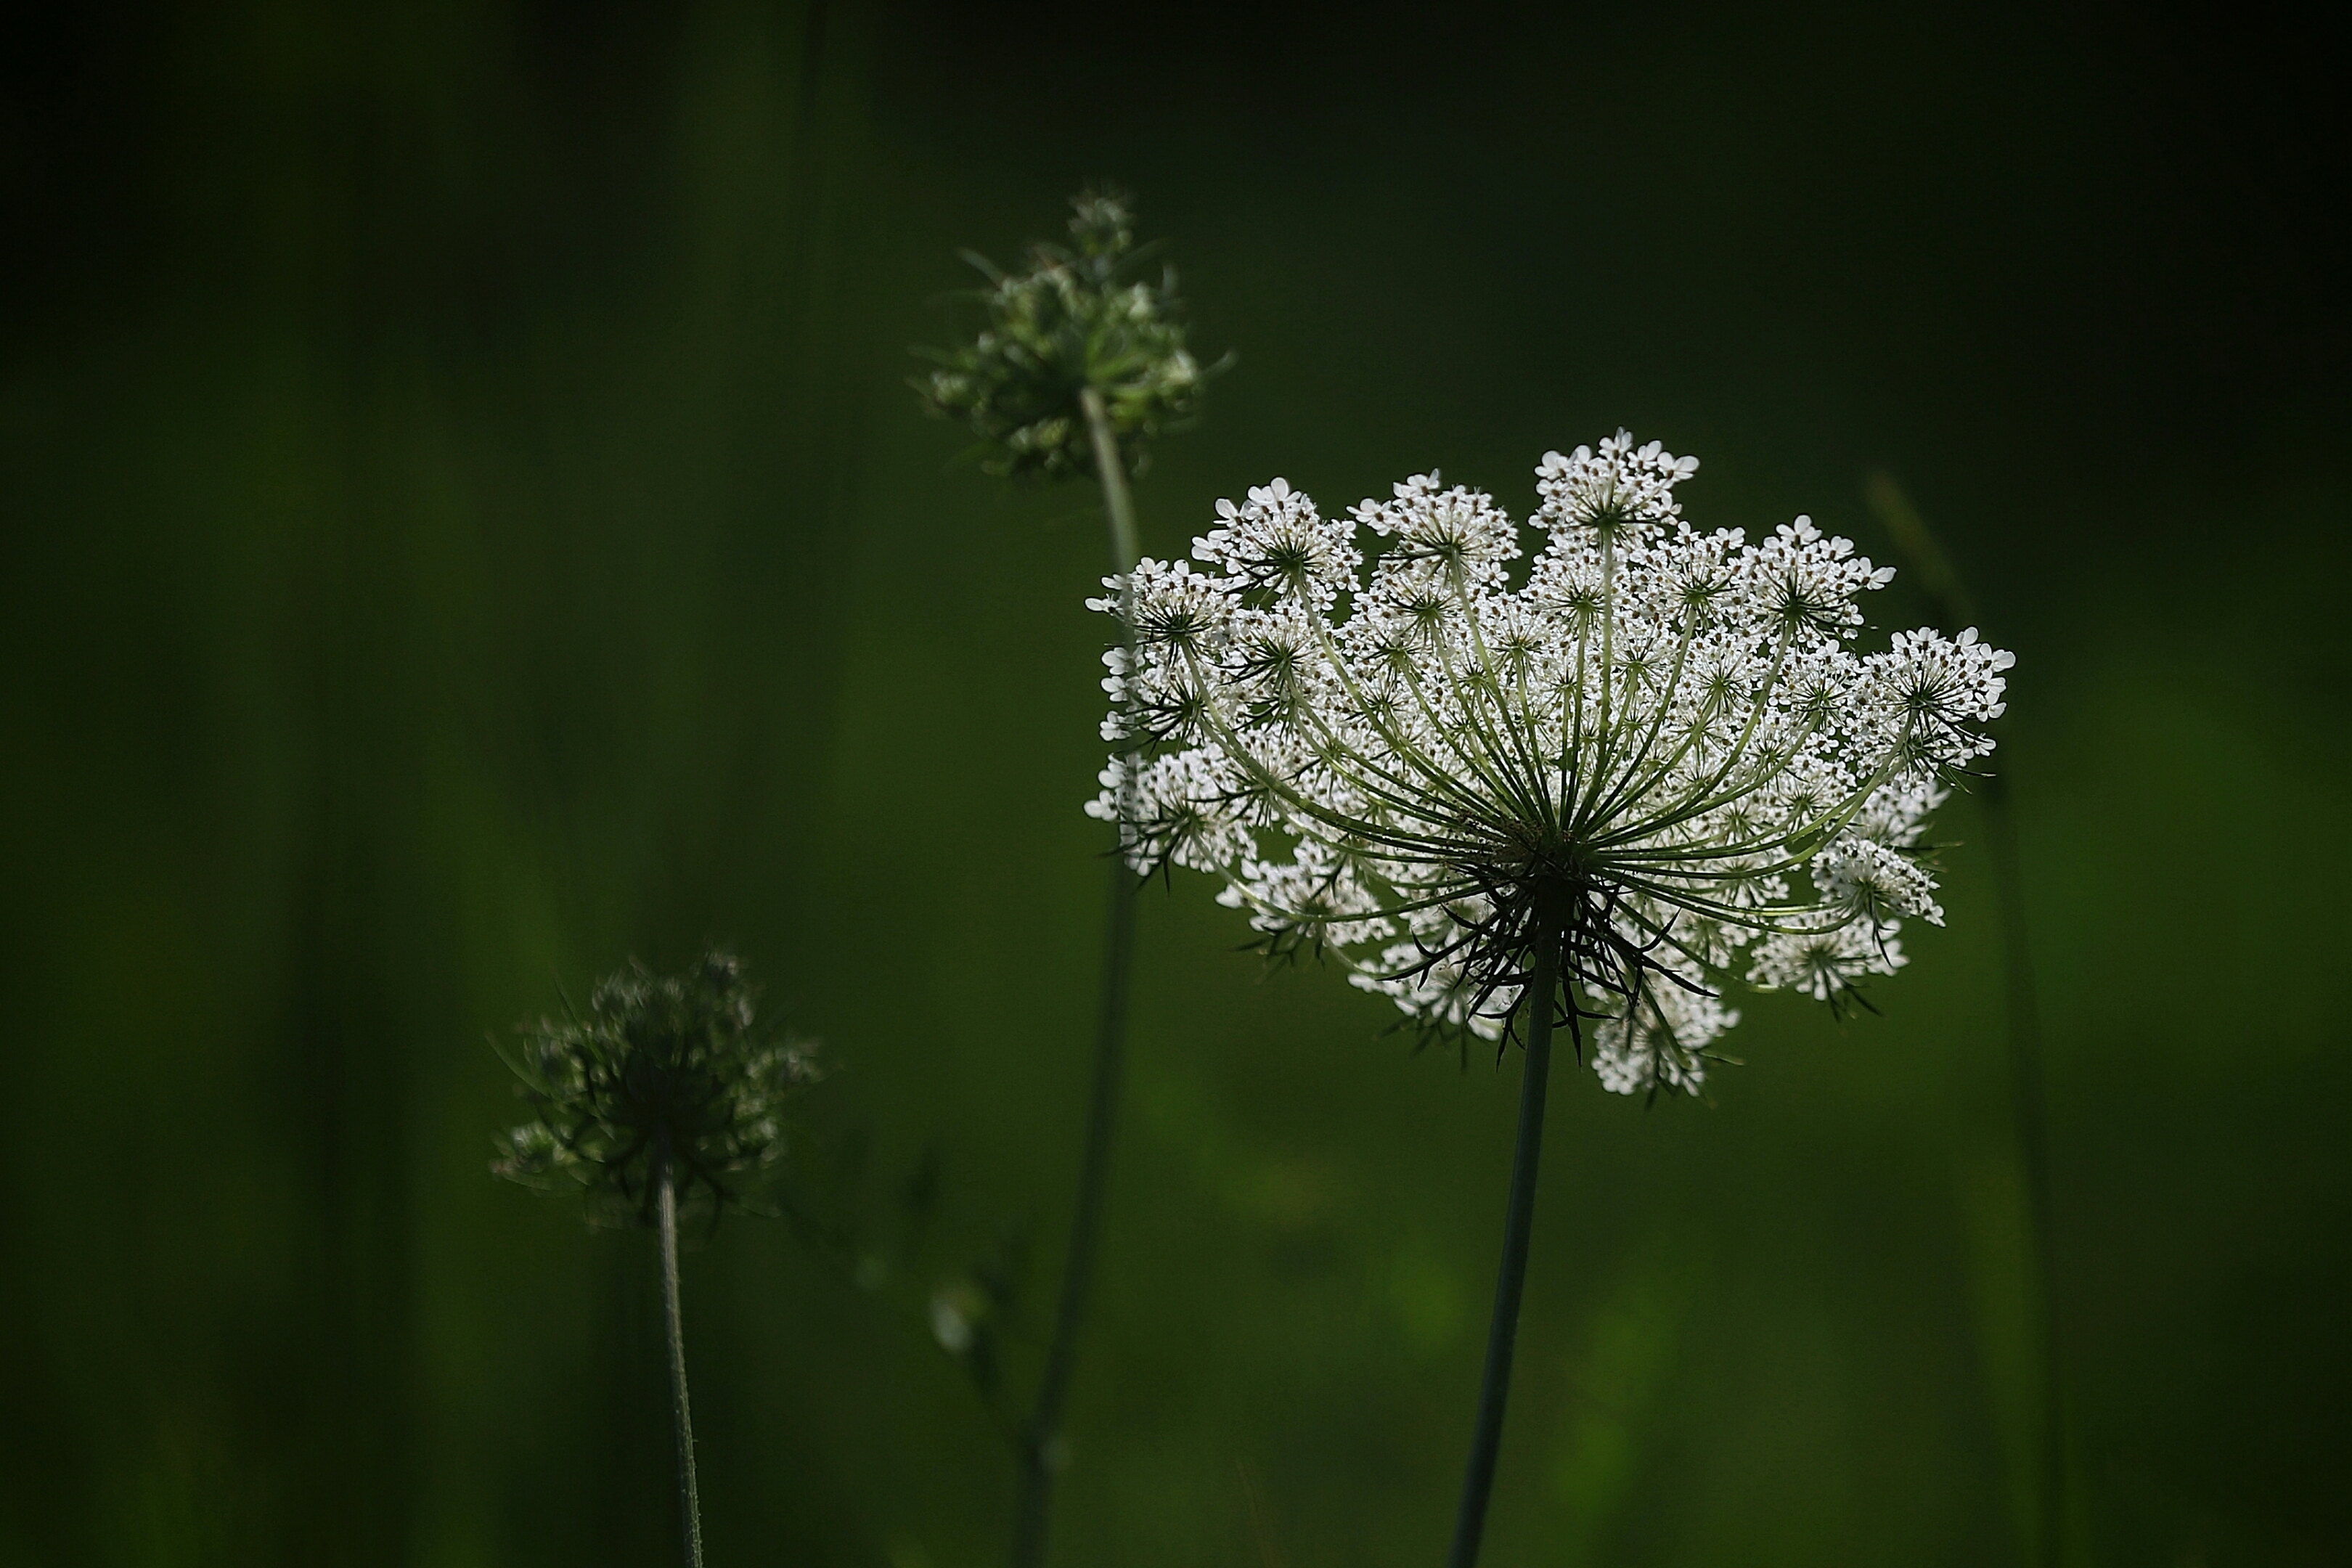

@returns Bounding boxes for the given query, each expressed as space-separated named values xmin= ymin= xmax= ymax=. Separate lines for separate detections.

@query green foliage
xmin=915 ymin=188 xmax=1221 ymax=481
xmin=496 ymin=951 xmax=819 ymax=1228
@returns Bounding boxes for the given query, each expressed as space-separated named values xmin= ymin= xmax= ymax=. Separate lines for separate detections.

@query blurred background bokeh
xmin=4 ymin=3 xmax=2346 ymax=1564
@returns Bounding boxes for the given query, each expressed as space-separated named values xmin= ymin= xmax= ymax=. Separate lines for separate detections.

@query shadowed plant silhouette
xmin=496 ymin=950 xmax=820 ymax=1568
xmin=915 ymin=187 xmax=1227 ymax=1568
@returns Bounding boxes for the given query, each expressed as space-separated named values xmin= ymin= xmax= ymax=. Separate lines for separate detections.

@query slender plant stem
xmin=656 ymin=1148 xmax=707 ymax=1568
xmin=1079 ymin=386 xmax=1143 ymax=572
xmin=1009 ymin=386 xmax=1143 ymax=1568
xmin=1866 ymin=471 xmax=2064 ymax=1563
xmin=1447 ymin=927 xmax=1561 ymax=1568
xmin=1984 ymin=772 xmax=2065 ymax=1567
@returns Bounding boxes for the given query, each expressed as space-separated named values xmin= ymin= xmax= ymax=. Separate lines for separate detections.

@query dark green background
xmin=4 ymin=3 xmax=2346 ymax=1564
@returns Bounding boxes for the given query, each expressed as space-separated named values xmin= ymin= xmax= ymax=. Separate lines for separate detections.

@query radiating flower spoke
xmin=1088 ymin=432 xmax=2012 ymax=1095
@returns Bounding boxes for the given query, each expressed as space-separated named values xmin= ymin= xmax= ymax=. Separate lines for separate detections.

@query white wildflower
xmin=1748 ymin=922 xmax=1909 ymax=1004
xmin=1590 ymin=981 xmax=1740 ymax=1097
xmin=1088 ymin=433 xmax=2013 ymax=1095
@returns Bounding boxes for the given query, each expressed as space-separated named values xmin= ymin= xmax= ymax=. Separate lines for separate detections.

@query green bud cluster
xmin=917 ymin=188 xmax=1215 ymax=481
xmin=495 ymin=950 xmax=818 ymax=1227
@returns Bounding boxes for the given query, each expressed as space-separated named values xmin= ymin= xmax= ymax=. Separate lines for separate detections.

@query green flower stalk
xmin=1866 ymin=470 xmax=2064 ymax=1566
xmin=917 ymin=188 xmax=1223 ymax=1568
xmin=495 ymin=950 xmax=819 ymax=1568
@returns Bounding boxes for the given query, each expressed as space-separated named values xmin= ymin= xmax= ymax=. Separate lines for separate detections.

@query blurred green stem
xmin=1983 ymin=767 xmax=2063 ymax=1568
xmin=1009 ymin=388 xmax=1142 ymax=1568
xmin=1866 ymin=470 xmax=2063 ymax=1565
xmin=1447 ymin=927 xmax=1561 ymax=1568
xmin=656 ymin=1146 xmax=707 ymax=1568
xmin=1079 ymin=386 xmax=1142 ymax=568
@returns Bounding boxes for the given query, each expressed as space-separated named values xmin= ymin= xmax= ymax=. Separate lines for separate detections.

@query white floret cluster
xmin=1086 ymin=433 xmax=2013 ymax=1095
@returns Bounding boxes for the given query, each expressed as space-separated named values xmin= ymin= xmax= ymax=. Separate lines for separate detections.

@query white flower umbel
xmin=1087 ymin=434 xmax=2012 ymax=1095
xmin=1087 ymin=433 xmax=2013 ymax=1568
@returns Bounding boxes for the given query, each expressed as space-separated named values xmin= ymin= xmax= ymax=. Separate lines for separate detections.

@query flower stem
xmin=656 ymin=1147 xmax=706 ymax=1568
xmin=1866 ymin=471 xmax=2065 ymax=1563
xmin=1984 ymin=770 xmax=2066 ymax=1567
xmin=1009 ymin=385 xmax=1142 ymax=1568
xmin=1013 ymin=861 xmax=1137 ymax=1567
xmin=1078 ymin=386 xmax=1141 ymax=572
xmin=1447 ymin=928 xmax=1560 ymax=1568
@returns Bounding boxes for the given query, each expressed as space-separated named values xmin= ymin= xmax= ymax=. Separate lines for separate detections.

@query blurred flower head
xmin=1087 ymin=433 xmax=2014 ymax=1095
xmin=494 ymin=950 xmax=819 ymax=1226
xmin=915 ymin=187 xmax=1219 ymax=481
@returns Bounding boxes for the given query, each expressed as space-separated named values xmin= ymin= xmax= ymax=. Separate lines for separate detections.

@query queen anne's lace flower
xmin=1087 ymin=433 xmax=2013 ymax=1095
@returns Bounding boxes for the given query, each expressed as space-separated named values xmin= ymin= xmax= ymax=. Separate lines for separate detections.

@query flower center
xmin=1500 ymin=829 xmax=1602 ymax=918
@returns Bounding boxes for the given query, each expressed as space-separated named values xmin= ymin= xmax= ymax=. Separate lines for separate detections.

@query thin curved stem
xmin=1447 ymin=926 xmax=1560 ymax=1568
xmin=1080 ymin=386 xmax=1140 ymax=573
xmin=1013 ymin=858 xmax=1137 ymax=1568
xmin=656 ymin=1147 xmax=706 ymax=1568
xmin=1010 ymin=386 xmax=1144 ymax=1568
xmin=1985 ymin=770 xmax=2065 ymax=1568
xmin=1865 ymin=470 xmax=2064 ymax=1565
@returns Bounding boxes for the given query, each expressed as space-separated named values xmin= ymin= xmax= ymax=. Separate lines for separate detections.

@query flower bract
xmin=1086 ymin=434 xmax=2014 ymax=1095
